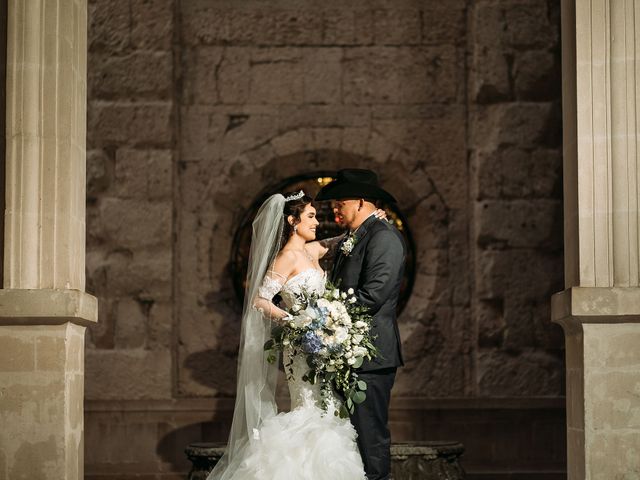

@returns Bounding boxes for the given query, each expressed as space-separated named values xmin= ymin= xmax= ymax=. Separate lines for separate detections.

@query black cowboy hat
xmin=315 ymin=168 xmax=397 ymax=204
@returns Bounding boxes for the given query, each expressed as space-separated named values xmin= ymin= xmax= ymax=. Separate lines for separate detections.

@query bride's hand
xmin=374 ymin=208 xmax=389 ymax=221
xmin=274 ymin=313 xmax=293 ymax=326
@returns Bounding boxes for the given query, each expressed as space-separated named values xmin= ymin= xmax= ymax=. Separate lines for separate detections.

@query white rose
xmin=355 ymin=321 xmax=367 ymax=329
xmin=335 ymin=327 xmax=349 ymax=343
xmin=292 ymin=315 xmax=311 ymax=328
xmin=345 ymin=351 xmax=353 ymax=359
xmin=317 ymin=298 xmax=331 ymax=309
xmin=354 ymin=346 xmax=367 ymax=357
xmin=292 ymin=307 xmax=316 ymax=328
xmin=352 ymin=334 xmax=363 ymax=344
xmin=303 ymin=306 xmax=318 ymax=319
xmin=347 ymin=357 xmax=357 ymax=365
xmin=332 ymin=289 xmax=340 ymax=298
xmin=347 ymin=288 xmax=354 ymax=295
xmin=348 ymin=297 xmax=357 ymax=304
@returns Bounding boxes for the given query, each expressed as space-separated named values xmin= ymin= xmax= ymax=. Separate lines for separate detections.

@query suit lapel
xmin=331 ymin=237 xmax=346 ymax=283
xmin=350 ymin=215 xmax=377 ymax=250
xmin=331 ymin=215 xmax=378 ymax=284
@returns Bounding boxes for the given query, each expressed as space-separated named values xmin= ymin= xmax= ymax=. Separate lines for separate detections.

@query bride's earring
xmin=293 ymin=225 xmax=298 ymax=235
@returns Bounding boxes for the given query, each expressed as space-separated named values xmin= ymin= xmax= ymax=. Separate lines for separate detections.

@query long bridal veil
xmin=207 ymin=194 xmax=285 ymax=480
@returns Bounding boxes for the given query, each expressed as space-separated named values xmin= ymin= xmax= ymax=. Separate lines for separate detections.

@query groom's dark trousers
xmin=350 ymin=367 xmax=397 ymax=480
xmin=330 ymin=215 xmax=406 ymax=480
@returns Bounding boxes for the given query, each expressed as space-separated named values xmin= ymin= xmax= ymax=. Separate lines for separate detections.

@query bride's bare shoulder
xmin=304 ymin=241 xmax=324 ymax=260
xmin=272 ymin=250 xmax=297 ymax=278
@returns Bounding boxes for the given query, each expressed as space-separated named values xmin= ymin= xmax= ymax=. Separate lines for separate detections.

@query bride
xmin=208 ymin=190 xmax=382 ymax=480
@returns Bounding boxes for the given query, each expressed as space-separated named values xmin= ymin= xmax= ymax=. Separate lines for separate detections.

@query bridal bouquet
xmin=264 ymin=283 xmax=377 ymax=418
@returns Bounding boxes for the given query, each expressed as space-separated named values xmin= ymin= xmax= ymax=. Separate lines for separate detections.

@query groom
xmin=316 ymin=169 xmax=406 ymax=480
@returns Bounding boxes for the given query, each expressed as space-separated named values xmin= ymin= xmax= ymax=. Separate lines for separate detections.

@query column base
xmin=0 ymin=289 xmax=97 ymax=480
xmin=0 ymin=289 xmax=98 ymax=326
xmin=552 ymin=286 xmax=640 ymax=325
xmin=551 ymin=287 xmax=640 ymax=480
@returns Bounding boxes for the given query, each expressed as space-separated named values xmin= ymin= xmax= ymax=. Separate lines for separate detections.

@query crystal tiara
xmin=285 ymin=190 xmax=305 ymax=202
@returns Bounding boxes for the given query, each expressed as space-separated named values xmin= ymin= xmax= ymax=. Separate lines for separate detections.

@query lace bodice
xmin=256 ymin=268 xmax=328 ymax=409
xmin=280 ymin=269 xmax=326 ymax=307
xmin=257 ymin=268 xmax=326 ymax=306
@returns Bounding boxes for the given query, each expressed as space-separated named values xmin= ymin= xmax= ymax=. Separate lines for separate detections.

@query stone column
xmin=0 ymin=1 xmax=97 ymax=479
xmin=553 ymin=1 xmax=640 ymax=478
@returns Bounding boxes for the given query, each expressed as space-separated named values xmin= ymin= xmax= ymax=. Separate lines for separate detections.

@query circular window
xmin=230 ymin=172 xmax=415 ymax=314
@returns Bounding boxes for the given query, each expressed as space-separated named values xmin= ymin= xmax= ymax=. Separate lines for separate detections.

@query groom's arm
xmin=356 ymin=229 xmax=404 ymax=315
xmin=315 ymin=233 xmax=346 ymax=259
xmin=309 ymin=233 xmax=346 ymax=271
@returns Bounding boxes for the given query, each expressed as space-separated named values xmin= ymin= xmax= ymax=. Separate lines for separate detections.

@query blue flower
xmin=301 ymin=331 xmax=323 ymax=354
xmin=313 ymin=308 xmax=328 ymax=328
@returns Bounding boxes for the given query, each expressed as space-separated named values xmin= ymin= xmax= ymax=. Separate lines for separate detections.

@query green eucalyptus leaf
xmin=353 ymin=391 xmax=366 ymax=404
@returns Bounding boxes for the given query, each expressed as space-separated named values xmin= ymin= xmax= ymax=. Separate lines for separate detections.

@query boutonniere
xmin=341 ymin=233 xmax=358 ymax=256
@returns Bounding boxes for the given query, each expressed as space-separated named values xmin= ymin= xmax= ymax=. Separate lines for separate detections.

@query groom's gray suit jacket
xmin=330 ymin=215 xmax=406 ymax=372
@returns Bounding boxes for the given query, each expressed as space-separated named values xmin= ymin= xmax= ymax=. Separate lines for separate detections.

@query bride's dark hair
xmin=280 ymin=191 xmax=314 ymax=248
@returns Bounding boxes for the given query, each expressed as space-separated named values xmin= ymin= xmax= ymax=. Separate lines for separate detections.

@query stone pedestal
xmin=556 ymin=1 xmax=640 ymax=478
xmin=391 ymin=441 xmax=465 ymax=480
xmin=184 ymin=441 xmax=466 ymax=480
xmin=185 ymin=443 xmax=226 ymax=480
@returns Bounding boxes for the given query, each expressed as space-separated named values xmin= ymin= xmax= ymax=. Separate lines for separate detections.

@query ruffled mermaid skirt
xmin=228 ymin=392 xmax=366 ymax=480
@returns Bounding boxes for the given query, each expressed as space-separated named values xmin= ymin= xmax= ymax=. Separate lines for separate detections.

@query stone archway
xmin=177 ymin=143 xmax=460 ymax=400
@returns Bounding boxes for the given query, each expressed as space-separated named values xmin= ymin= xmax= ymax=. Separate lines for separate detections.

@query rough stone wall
xmin=469 ymin=0 xmax=565 ymax=396
xmin=83 ymin=1 xmax=566 ymax=477
xmin=85 ymin=0 xmax=563 ymax=402
xmin=176 ymin=0 xmax=472 ymax=399
xmin=85 ymin=0 xmax=176 ymax=399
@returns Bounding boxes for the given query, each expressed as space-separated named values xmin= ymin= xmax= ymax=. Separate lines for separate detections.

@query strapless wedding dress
xmin=230 ymin=269 xmax=366 ymax=480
